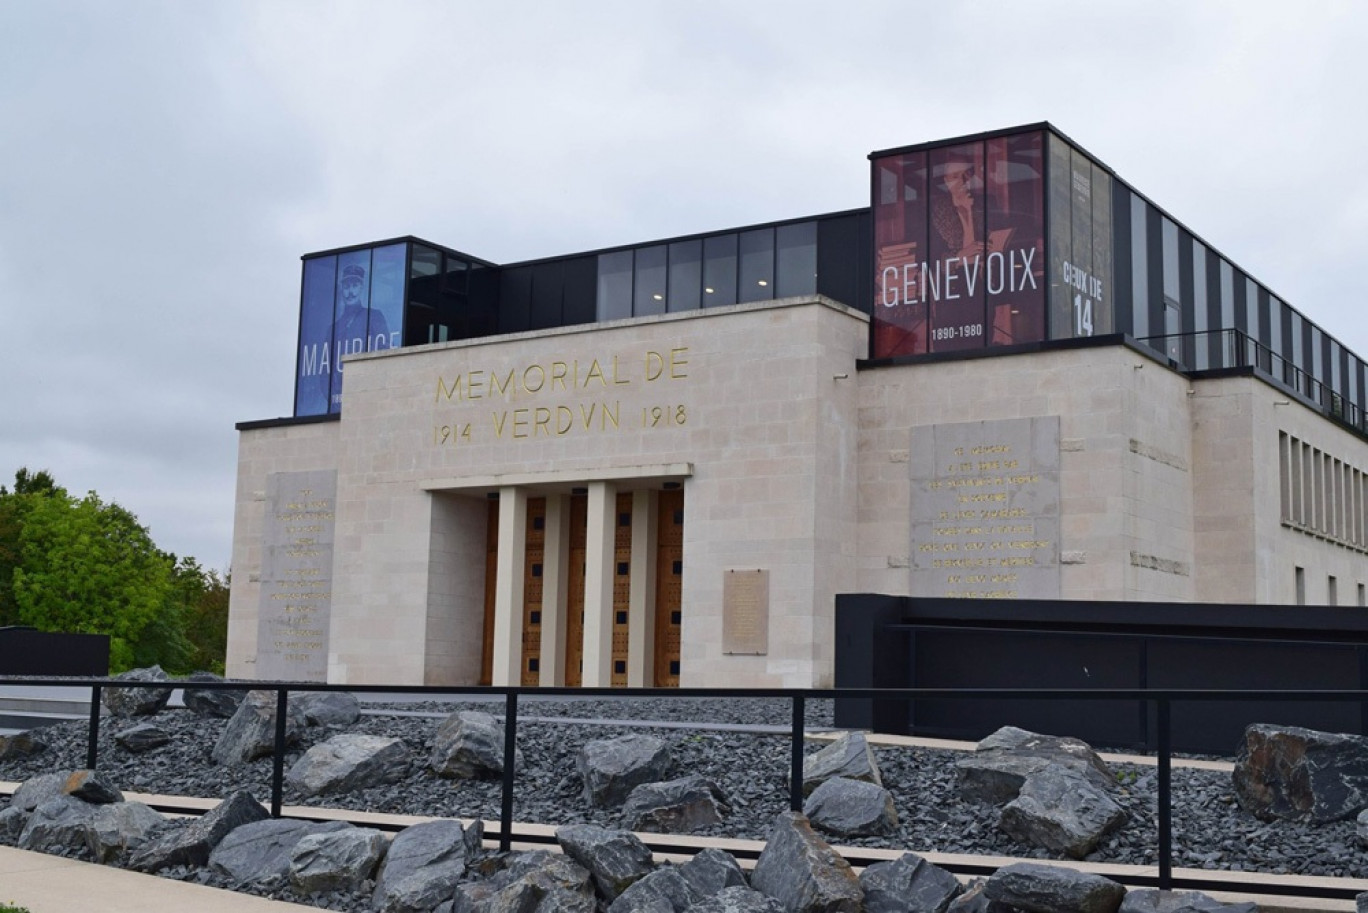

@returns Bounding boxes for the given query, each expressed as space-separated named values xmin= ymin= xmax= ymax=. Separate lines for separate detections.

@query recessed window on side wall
xmin=703 ymin=234 xmax=738 ymax=307
xmin=775 ymin=222 xmax=817 ymax=298
xmin=738 ymin=229 xmax=775 ymax=303
xmin=634 ymin=245 xmax=668 ymax=317
xmin=597 ymin=250 xmax=633 ymax=321
xmin=668 ymin=240 xmax=702 ymax=313
xmin=1296 ymin=566 xmax=1306 ymax=605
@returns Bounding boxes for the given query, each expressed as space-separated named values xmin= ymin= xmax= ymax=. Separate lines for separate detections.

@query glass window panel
xmin=667 ymin=239 xmax=702 ymax=313
xmin=1130 ymin=193 xmax=1148 ymax=338
xmin=1088 ymin=158 xmax=1114 ymax=335
xmin=985 ymin=132 xmax=1044 ymax=344
xmin=295 ymin=255 xmax=336 ymax=416
xmin=1289 ymin=303 xmax=1304 ymax=369
xmin=1161 ymin=217 xmax=1180 ymax=302
xmin=702 ymin=234 xmax=738 ymax=307
xmin=1047 ymin=134 xmax=1072 ymax=336
xmin=1192 ymin=240 xmax=1208 ymax=369
xmin=738 ymin=229 xmax=775 ymax=303
xmin=633 ymin=245 xmax=668 ymax=316
xmin=368 ymin=243 xmax=405 ymax=352
xmin=443 ymin=254 xmax=469 ymax=295
xmin=410 ymin=244 xmax=440 ymax=278
xmin=927 ymin=142 xmax=987 ymax=352
xmin=596 ymin=250 xmax=633 ymax=321
xmin=1219 ymin=260 xmax=1234 ymax=329
xmin=871 ymin=151 xmax=928 ymax=356
xmin=1267 ymin=287 xmax=1282 ymax=354
xmin=330 ymin=249 xmax=374 ymax=414
xmin=776 ymin=221 xmax=817 ymax=298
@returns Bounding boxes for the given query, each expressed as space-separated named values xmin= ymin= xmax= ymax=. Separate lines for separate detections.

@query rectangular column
xmin=581 ymin=481 xmax=617 ymax=687
xmin=627 ymin=490 xmax=659 ymax=687
xmin=490 ymin=487 xmax=527 ymax=687
xmin=539 ymin=494 xmax=571 ymax=686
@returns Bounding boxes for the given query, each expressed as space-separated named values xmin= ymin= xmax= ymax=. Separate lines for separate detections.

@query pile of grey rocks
xmin=4 ymin=667 xmax=1368 ymax=908
xmin=0 ymin=762 xmax=1255 ymax=913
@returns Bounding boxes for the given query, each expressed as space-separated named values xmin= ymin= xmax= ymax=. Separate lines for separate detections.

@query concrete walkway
xmin=0 ymin=845 xmax=317 ymax=912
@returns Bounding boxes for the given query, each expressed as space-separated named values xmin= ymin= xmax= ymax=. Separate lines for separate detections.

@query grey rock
xmin=455 ymin=849 xmax=595 ymax=913
xmin=623 ymin=775 xmax=731 ymax=833
xmin=957 ymin=727 xmax=1115 ymax=805
xmin=803 ymin=777 xmax=897 ymax=838
xmin=858 ymin=853 xmax=962 ymax=913
xmin=464 ymin=818 xmax=485 ymax=858
xmin=1359 ymin=892 xmax=1368 ymax=913
xmin=129 ymin=788 xmax=271 ymax=872
xmin=115 ymin=723 xmax=171 ymax=753
xmin=556 ymin=823 xmax=656 ymax=901
xmin=984 ymin=862 xmax=1125 ymax=913
xmin=801 ymin=732 xmax=882 ymax=797
xmin=102 ymin=665 xmax=173 ymax=717
xmin=209 ymin=817 xmax=350 ymax=886
xmin=431 ymin=710 xmax=520 ymax=780
xmin=999 ymin=768 xmax=1128 ymax=859
xmin=182 ymin=671 xmax=246 ymax=718
xmin=1232 ymin=723 xmax=1368 ymax=823
xmin=0 ymin=806 xmax=26 ymax=842
xmin=679 ymin=847 xmax=748 ymax=896
xmin=286 ymin=732 xmax=410 ymax=797
xmin=943 ymin=880 xmax=990 ymax=913
xmin=0 ymin=731 xmax=47 ymax=760
xmin=63 ymin=768 xmax=124 ymax=804
xmin=608 ymin=866 xmax=700 ymax=913
xmin=578 ymin=734 xmax=672 ymax=807
xmin=1118 ymin=889 xmax=1257 ymax=913
xmin=749 ymin=812 xmax=862 ymax=913
xmin=84 ymin=800 xmax=167 ymax=863
xmin=10 ymin=772 xmax=69 ymax=812
xmin=373 ymin=818 xmax=469 ymax=913
xmin=289 ymin=825 xmax=388 ymax=894
xmin=688 ymin=886 xmax=789 ymax=913
xmin=17 ymin=795 xmax=99 ymax=853
xmin=294 ymin=690 xmax=362 ymax=727
xmin=1359 ymin=809 xmax=1368 ymax=848
xmin=212 ymin=690 xmax=306 ymax=765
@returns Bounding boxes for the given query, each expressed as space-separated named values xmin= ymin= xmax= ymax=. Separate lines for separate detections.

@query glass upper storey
xmin=291 ymin=123 xmax=1368 ymax=437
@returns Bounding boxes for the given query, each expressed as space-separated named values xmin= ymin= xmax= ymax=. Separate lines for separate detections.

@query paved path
xmin=0 ymin=845 xmax=317 ymax=912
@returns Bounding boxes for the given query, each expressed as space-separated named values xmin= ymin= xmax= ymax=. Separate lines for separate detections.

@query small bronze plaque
xmin=723 ymin=569 xmax=768 ymax=654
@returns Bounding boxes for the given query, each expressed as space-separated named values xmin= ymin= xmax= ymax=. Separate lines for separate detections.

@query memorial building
xmin=227 ymin=123 xmax=1368 ymax=688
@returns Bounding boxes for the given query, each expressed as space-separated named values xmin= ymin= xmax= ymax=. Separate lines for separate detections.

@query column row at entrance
xmin=480 ymin=483 xmax=683 ymax=688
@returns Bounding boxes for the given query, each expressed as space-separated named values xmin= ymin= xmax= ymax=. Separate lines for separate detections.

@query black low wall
xmin=0 ymin=626 xmax=109 ymax=676
xmin=833 ymin=595 xmax=1368 ymax=755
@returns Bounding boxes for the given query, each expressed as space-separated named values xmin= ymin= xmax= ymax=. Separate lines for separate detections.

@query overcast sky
xmin=2 ymin=1 xmax=1366 ymax=571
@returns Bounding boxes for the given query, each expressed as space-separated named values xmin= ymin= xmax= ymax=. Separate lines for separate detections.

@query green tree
xmin=180 ymin=561 xmax=230 ymax=674
xmin=12 ymin=488 xmax=172 ymax=671
xmin=0 ymin=468 xmax=64 ymax=626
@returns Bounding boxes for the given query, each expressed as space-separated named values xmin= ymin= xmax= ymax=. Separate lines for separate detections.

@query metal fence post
xmin=85 ymin=684 xmax=102 ymax=770
xmin=271 ymin=688 xmax=289 ymax=818
xmin=1157 ymin=696 xmax=1172 ymax=890
xmin=500 ymin=691 xmax=519 ymax=852
xmin=790 ymin=694 xmax=805 ymax=812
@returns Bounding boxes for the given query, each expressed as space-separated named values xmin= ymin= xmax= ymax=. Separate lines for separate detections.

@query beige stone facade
xmin=228 ymin=295 xmax=1368 ymax=688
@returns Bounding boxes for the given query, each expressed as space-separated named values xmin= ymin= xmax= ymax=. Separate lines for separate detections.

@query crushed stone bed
xmin=0 ymin=697 xmax=1363 ymax=911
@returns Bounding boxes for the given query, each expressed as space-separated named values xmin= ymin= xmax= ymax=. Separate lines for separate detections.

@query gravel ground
xmin=1 ymin=696 xmax=1364 ymax=911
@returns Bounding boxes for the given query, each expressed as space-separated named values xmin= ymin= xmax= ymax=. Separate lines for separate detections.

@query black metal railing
xmin=4 ymin=677 xmax=1368 ymax=899
xmin=1138 ymin=328 xmax=1368 ymax=438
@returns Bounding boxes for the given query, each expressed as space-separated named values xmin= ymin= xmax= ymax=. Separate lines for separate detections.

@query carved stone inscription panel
xmin=911 ymin=416 xmax=1061 ymax=599
xmin=256 ymin=470 xmax=336 ymax=681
